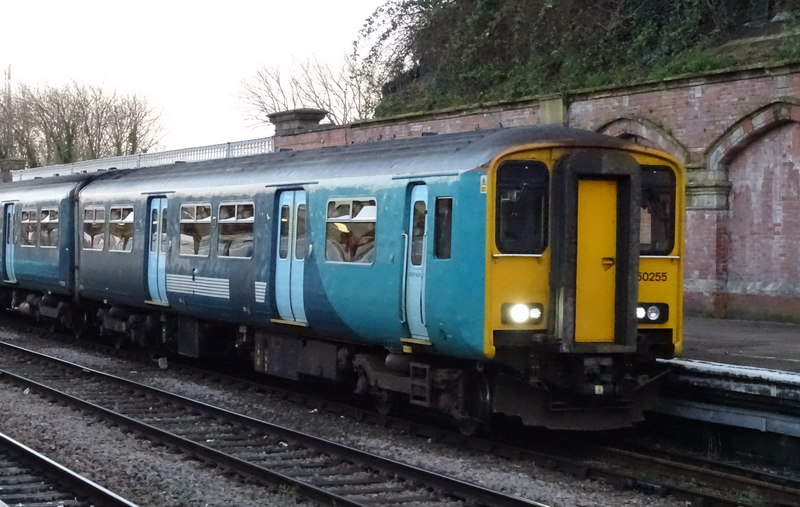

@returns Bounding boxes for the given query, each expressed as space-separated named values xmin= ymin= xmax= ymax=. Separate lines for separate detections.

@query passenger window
xmin=83 ymin=207 xmax=106 ymax=250
xmin=217 ymin=203 xmax=254 ymax=258
xmin=295 ymin=204 xmax=308 ymax=260
xmin=325 ymin=198 xmax=376 ymax=264
xmin=20 ymin=209 xmax=37 ymax=247
xmin=410 ymin=201 xmax=425 ymax=266
xmin=180 ymin=204 xmax=211 ymax=256
xmin=39 ymin=208 xmax=59 ymax=248
xmin=109 ymin=206 xmax=134 ymax=252
xmin=495 ymin=161 xmax=548 ymax=254
xmin=640 ymin=166 xmax=676 ymax=255
xmin=434 ymin=198 xmax=452 ymax=259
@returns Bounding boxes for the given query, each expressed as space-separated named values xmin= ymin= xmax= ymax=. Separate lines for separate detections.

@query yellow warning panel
xmin=575 ymin=179 xmax=617 ymax=343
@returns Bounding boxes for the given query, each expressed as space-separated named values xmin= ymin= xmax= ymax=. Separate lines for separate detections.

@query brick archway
xmin=707 ymin=101 xmax=800 ymax=173
xmin=597 ymin=117 xmax=689 ymax=165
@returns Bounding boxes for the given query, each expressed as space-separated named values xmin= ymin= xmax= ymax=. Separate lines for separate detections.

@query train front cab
xmin=486 ymin=142 xmax=683 ymax=430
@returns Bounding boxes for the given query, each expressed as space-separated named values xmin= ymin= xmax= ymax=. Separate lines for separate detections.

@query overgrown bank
xmin=357 ymin=0 xmax=800 ymax=117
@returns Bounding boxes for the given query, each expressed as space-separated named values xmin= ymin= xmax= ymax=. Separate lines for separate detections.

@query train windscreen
xmin=640 ymin=165 xmax=675 ymax=255
xmin=495 ymin=160 xmax=549 ymax=254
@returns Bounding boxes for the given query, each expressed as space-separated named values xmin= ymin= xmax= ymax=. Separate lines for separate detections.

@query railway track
xmin=0 ymin=430 xmax=136 ymax=507
xmin=618 ymin=441 xmax=800 ymax=504
xmin=3 ymin=324 xmax=800 ymax=506
xmin=534 ymin=433 xmax=800 ymax=507
xmin=0 ymin=340 xmax=543 ymax=507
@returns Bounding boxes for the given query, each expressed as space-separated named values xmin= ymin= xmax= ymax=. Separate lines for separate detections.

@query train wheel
xmin=72 ymin=311 xmax=90 ymax=340
xmin=455 ymin=417 xmax=483 ymax=436
xmin=453 ymin=370 xmax=492 ymax=435
xmin=372 ymin=388 xmax=402 ymax=416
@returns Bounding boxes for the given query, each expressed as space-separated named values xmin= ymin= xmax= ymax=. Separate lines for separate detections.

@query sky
xmin=1 ymin=0 xmax=384 ymax=150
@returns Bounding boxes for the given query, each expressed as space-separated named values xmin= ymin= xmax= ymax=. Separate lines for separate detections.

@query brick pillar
xmin=269 ymin=109 xmax=329 ymax=151
xmin=0 ymin=158 xmax=25 ymax=183
xmin=684 ymin=167 xmax=731 ymax=317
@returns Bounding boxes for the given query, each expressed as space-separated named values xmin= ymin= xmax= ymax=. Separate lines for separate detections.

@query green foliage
xmin=358 ymin=0 xmax=796 ymax=117
xmin=648 ymin=49 xmax=735 ymax=81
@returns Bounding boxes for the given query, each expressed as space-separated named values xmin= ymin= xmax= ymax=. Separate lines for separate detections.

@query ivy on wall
xmin=357 ymin=0 xmax=799 ymax=117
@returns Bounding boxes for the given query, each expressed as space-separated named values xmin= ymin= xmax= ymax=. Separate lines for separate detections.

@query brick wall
xmin=273 ymin=63 xmax=800 ymax=321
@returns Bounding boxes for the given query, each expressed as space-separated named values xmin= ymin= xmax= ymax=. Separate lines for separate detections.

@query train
xmin=0 ymin=126 xmax=683 ymax=432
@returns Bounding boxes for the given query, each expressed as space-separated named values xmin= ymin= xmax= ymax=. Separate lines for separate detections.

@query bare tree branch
xmin=0 ymin=82 xmax=162 ymax=167
xmin=241 ymin=54 xmax=381 ymax=127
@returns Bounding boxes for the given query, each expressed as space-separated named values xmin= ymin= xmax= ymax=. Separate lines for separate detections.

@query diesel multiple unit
xmin=0 ymin=127 xmax=684 ymax=431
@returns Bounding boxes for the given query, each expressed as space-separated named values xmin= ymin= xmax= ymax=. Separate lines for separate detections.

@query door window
xmin=410 ymin=201 xmax=426 ymax=265
xmin=295 ymin=204 xmax=308 ymax=260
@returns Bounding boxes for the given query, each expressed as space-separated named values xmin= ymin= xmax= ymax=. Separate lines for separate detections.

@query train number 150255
xmin=638 ymin=272 xmax=668 ymax=282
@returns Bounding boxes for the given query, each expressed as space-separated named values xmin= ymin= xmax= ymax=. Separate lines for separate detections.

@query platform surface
xmin=682 ymin=316 xmax=800 ymax=373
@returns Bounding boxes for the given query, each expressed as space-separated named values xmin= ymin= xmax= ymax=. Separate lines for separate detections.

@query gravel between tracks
xmin=0 ymin=328 xmax=685 ymax=507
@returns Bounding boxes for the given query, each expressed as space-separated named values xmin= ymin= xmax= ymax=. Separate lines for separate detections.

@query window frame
xmin=639 ymin=165 xmax=677 ymax=256
xmin=216 ymin=201 xmax=254 ymax=259
xmin=179 ymin=203 xmax=213 ymax=257
xmin=108 ymin=205 xmax=135 ymax=253
xmin=19 ymin=208 xmax=38 ymax=248
xmin=324 ymin=197 xmax=377 ymax=265
xmin=38 ymin=207 xmax=59 ymax=249
xmin=434 ymin=197 xmax=453 ymax=259
xmin=494 ymin=160 xmax=549 ymax=255
xmin=83 ymin=206 xmax=107 ymax=251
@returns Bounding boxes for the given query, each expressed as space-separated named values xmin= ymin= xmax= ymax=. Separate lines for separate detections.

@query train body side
xmin=0 ymin=175 xmax=89 ymax=297
xmin=73 ymin=131 xmax=499 ymax=360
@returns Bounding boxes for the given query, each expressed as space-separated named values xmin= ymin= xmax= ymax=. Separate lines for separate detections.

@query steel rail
xmin=0 ymin=340 xmax=546 ymax=507
xmin=0 ymin=431 xmax=137 ymax=507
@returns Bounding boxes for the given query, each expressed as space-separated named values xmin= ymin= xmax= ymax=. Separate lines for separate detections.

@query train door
xmin=275 ymin=190 xmax=308 ymax=323
xmin=3 ymin=203 xmax=16 ymax=283
xmin=147 ymin=197 xmax=169 ymax=304
xmin=575 ymin=179 xmax=617 ymax=343
xmin=404 ymin=184 xmax=428 ymax=339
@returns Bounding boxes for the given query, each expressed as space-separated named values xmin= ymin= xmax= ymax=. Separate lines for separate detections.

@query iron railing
xmin=11 ymin=137 xmax=274 ymax=181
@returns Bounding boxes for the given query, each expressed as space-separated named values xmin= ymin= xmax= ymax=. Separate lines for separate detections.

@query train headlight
xmin=502 ymin=303 xmax=544 ymax=325
xmin=636 ymin=303 xmax=669 ymax=324
xmin=509 ymin=304 xmax=530 ymax=324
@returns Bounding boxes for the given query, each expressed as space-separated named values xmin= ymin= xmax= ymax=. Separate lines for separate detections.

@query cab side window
xmin=434 ymin=197 xmax=452 ymax=259
xmin=83 ymin=207 xmax=106 ymax=250
xmin=325 ymin=198 xmax=376 ymax=264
